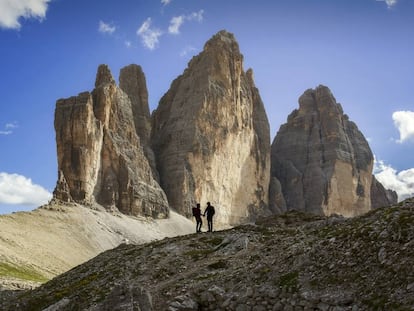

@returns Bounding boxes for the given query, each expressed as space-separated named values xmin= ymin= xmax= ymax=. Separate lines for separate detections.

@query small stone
xmin=272 ymin=302 xmax=283 ymax=311
xmin=317 ymin=302 xmax=330 ymax=311
xmin=246 ymin=287 xmax=254 ymax=297
xmin=378 ymin=247 xmax=387 ymax=264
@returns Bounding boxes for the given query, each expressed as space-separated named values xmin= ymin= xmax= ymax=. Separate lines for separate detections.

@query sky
xmin=0 ymin=0 xmax=413 ymax=214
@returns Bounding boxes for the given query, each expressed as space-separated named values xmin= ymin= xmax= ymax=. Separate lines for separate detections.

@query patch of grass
xmin=0 ymin=262 xmax=48 ymax=283
xmin=363 ymin=294 xmax=389 ymax=310
xmin=184 ymin=249 xmax=214 ymax=260
xmin=206 ymin=237 xmax=224 ymax=246
xmin=257 ymin=266 xmax=271 ymax=280
xmin=278 ymin=271 xmax=299 ymax=290
xmin=207 ymin=260 xmax=227 ymax=270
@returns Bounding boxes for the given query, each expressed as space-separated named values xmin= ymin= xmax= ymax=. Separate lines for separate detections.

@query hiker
xmin=192 ymin=203 xmax=203 ymax=233
xmin=204 ymin=202 xmax=215 ymax=232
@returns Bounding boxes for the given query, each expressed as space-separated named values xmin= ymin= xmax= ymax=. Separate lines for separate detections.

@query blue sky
xmin=0 ymin=0 xmax=413 ymax=214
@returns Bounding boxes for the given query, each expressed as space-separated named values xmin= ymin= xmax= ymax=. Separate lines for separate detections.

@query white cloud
xmin=137 ymin=18 xmax=162 ymax=50
xmin=0 ymin=0 xmax=51 ymax=29
xmin=125 ymin=40 xmax=132 ymax=48
xmin=0 ymin=172 xmax=52 ymax=206
xmin=161 ymin=0 xmax=171 ymax=6
xmin=392 ymin=111 xmax=414 ymax=143
xmin=99 ymin=20 xmax=116 ymax=34
xmin=376 ymin=0 xmax=398 ymax=8
xmin=187 ymin=10 xmax=204 ymax=22
xmin=0 ymin=122 xmax=18 ymax=135
xmin=168 ymin=16 xmax=184 ymax=34
xmin=5 ymin=122 xmax=18 ymax=129
xmin=374 ymin=158 xmax=414 ymax=201
xmin=168 ymin=10 xmax=204 ymax=35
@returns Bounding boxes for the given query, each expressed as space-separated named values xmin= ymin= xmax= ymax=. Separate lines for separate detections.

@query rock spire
xmin=270 ymin=85 xmax=391 ymax=216
xmin=52 ymin=31 xmax=397 ymax=223
xmin=151 ymin=30 xmax=271 ymax=226
xmin=53 ymin=64 xmax=169 ymax=218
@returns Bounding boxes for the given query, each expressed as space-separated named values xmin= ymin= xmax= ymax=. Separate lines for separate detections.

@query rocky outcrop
xmin=53 ymin=65 xmax=168 ymax=218
xmin=151 ymin=30 xmax=271 ymax=227
xmin=270 ymin=85 xmax=376 ymax=217
xmin=371 ymin=175 xmax=398 ymax=208
xmin=5 ymin=198 xmax=414 ymax=310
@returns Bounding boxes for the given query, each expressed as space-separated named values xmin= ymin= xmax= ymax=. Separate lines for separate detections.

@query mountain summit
xmin=151 ymin=30 xmax=271 ymax=226
xmin=53 ymin=65 xmax=169 ymax=218
xmin=270 ymin=85 xmax=396 ymax=216
xmin=52 ymin=30 xmax=395 ymax=225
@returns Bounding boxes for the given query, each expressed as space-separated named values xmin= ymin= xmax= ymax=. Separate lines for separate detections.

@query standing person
xmin=204 ymin=202 xmax=215 ymax=232
xmin=192 ymin=203 xmax=203 ymax=233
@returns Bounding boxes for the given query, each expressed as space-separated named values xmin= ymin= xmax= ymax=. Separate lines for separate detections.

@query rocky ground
xmin=0 ymin=201 xmax=194 ymax=292
xmin=1 ymin=198 xmax=413 ymax=310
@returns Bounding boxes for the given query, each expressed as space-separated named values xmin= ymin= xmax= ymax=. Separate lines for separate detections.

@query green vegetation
xmin=278 ymin=271 xmax=299 ymax=290
xmin=184 ymin=249 xmax=214 ymax=260
xmin=363 ymin=294 xmax=403 ymax=310
xmin=207 ymin=260 xmax=227 ymax=270
xmin=204 ymin=236 xmax=224 ymax=246
xmin=0 ymin=262 xmax=48 ymax=283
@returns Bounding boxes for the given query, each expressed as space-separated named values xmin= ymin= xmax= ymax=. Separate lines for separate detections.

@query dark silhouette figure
xmin=192 ymin=203 xmax=203 ymax=233
xmin=204 ymin=202 xmax=215 ymax=232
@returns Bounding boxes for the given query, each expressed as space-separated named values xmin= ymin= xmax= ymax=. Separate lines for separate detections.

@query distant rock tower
xmin=151 ymin=30 xmax=271 ymax=226
xmin=53 ymin=64 xmax=169 ymax=218
xmin=270 ymin=85 xmax=396 ymax=216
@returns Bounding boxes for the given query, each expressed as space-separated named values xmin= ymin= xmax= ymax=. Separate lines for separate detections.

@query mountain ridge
xmin=52 ymin=30 xmax=397 ymax=226
xmin=2 ymin=198 xmax=413 ymax=310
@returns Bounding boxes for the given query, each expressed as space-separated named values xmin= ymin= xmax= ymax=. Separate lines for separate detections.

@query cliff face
xmin=151 ymin=30 xmax=271 ymax=226
xmin=53 ymin=65 xmax=169 ymax=218
xmin=270 ymin=86 xmax=376 ymax=216
xmin=52 ymin=31 xmax=397 ymax=222
xmin=371 ymin=175 xmax=398 ymax=209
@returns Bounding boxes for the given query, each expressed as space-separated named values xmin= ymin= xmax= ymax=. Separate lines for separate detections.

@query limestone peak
xmin=298 ymin=85 xmax=339 ymax=114
xmin=271 ymin=85 xmax=396 ymax=217
xmin=203 ymin=30 xmax=240 ymax=54
xmin=95 ymin=64 xmax=115 ymax=88
xmin=151 ymin=29 xmax=270 ymax=227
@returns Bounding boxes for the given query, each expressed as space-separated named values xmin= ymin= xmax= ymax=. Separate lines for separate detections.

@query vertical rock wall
xmin=54 ymin=65 xmax=169 ymax=218
xmin=151 ymin=30 xmax=271 ymax=227
xmin=271 ymin=86 xmax=375 ymax=216
xmin=52 ymin=31 xmax=397 ymax=224
xmin=371 ymin=176 xmax=398 ymax=209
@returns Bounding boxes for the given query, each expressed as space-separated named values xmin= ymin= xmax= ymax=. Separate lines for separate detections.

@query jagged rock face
xmin=151 ymin=30 xmax=271 ymax=227
xmin=54 ymin=64 xmax=169 ymax=218
xmin=119 ymin=64 xmax=150 ymax=144
xmin=119 ymin=64 xmax=158 ymax=180
xmin=271 ymin=86 xmax=375 ymax=217
xmin=371 ymin=175 xmax=398 ymax=208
